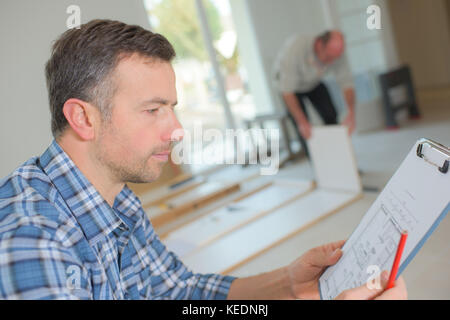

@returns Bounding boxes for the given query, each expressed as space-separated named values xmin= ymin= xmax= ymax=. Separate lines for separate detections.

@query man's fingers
xmin=323 ymin=240 xmax=346 ymax=257
xmin=338 ymin=286 xmax=384 ymax=300
xmin=335 ymin=270 xmax=388 ymax=300
xmin=298 ymin=121 xmax=312 ymax=140
xmin=376 ymin=275 xmax=408 ymax=300
xmin=327 ymin=240 xmax=346 ymax=264
xmin=328 ymin=248 xmax=343 ymax=265
xmin=336 ymin=271 xmax=408 ymax=300
xmin=312 ymin=240 xmax=346 ymax=267
xmin=347 ymin=124 xmax=354 ymax=136
xmin=301 ymin=126 xmax=311 ymax=140
xmin=329 ymin=239 xmax=346 ymax=251
xmin=336 ymin=277 xmax=386 ymax=300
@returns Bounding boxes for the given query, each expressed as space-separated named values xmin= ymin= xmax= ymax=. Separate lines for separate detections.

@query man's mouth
xmin=151 ymin=151 xmax=171 ymax=162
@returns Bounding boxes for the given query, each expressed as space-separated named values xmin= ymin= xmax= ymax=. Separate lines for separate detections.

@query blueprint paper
xmin=319 ymin=139 xmax=450 ymax=299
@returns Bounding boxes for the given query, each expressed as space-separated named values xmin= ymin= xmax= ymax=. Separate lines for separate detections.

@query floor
xmin=227 ymin=99 xmax=450 ymax=300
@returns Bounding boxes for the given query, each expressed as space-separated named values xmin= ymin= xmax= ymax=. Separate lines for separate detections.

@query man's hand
xmin=296 ymin=118 xmax=312 ymax=140
xmin=287 ymin=240 xmax=408 ymax=300
xmin=229 ymin=239 xmax=407 ymax=300
xmin=287 ymin=240 xmax=345 ymax=299
xmin=341 ymin=111 xmax=355 ymax=135
xmin=335 ymin=270 xmax=408 ymax=300
xmin=342 ymin=87 xmax=356 ymax=135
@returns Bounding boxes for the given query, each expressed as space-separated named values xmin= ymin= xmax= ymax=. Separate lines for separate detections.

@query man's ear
xmin=62 ymin=98 xmax=99 ymax=141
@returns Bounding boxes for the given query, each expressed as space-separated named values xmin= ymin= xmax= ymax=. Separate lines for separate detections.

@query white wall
xmin=230 ymin=0 xmax=328 ymax=117
xmin=0 ymin=0 xmax=150 ymax=177
xmin=327 ymin=0 xmax=400 ymax=132
xmin=227 ymin=0 xmax=273 ymax=116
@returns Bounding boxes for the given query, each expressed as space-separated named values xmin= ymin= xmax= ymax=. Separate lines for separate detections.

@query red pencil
xmin=386 ymin=231 xmax=408 ymax=289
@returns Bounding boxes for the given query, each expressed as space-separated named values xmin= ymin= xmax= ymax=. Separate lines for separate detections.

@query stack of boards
xmin=139 ymin=125 xmax=363 ymax=275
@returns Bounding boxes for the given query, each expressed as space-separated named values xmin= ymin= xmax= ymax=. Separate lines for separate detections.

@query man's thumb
xmin=336 ymin=270 xmax=390 ymax=300
xmin=328 ymin=248 xmax=342 ymax=264
xmin=379 ymin=270 xmax=390 ymax=288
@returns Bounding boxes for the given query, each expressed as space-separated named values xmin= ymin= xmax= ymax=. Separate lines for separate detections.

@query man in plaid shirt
xmin=0 ymin=20 xmax=407 ymax=300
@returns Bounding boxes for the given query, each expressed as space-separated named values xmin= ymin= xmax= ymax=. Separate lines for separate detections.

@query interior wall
xmin=387 ymin=0 xmax=450 ymax=90
xmin=230 ymin=0 xmax=328 ymax=116
xmin=0 ymin=0 xmax=150 ymax=178
xmin=326 ymin=0 xmax=400 ymax=132
xmin=228 ymin=0 xmax=276 ymax=115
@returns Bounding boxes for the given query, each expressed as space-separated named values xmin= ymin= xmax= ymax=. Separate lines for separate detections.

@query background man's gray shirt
xmin=273 ymin=34 xmax=354 ymax=93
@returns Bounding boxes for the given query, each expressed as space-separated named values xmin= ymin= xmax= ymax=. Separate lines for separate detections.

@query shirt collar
xmin=38 ymin=140 xmax=142 ymax=246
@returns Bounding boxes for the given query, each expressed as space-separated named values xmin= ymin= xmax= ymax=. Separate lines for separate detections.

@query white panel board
xmin=307 ymin=125 xmax=361 ymax=193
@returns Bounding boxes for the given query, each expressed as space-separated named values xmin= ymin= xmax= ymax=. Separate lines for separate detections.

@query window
xmin=143 ymin=0 xmax=256 ymax=171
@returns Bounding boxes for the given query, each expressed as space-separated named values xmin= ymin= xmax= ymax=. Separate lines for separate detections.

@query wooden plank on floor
xmin=157 ymin=175 xmax=274 ymax=236
xmin=139 ymin=176 xmax=206 ymax=208
xmin=146 ymin=181 xmax=241 ymax=228
xmin=181 ymin=189 xmax=363 ymax=274
xmin=143 ymin=167 xmax=263 ymax=229
xmin=162 ymin=180 xmax=315 ymax=257
xmin=139 ymin=165 xmax=260 ymax=209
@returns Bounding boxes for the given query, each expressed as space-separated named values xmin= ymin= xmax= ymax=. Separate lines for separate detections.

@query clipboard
xmin=319 ymin=138 xmax=450 ymax=300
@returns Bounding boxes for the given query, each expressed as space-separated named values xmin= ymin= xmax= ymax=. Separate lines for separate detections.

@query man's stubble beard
xmin=94 ymin=123 xmax=164 ymax=185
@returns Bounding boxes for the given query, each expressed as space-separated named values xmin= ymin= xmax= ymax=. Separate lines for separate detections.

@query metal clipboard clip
xmin=416 ymin=138 xmax=450 ymax=174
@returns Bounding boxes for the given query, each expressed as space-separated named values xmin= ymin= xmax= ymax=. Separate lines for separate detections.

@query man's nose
xmin=162 ymin=109 xmax=184 ymax=143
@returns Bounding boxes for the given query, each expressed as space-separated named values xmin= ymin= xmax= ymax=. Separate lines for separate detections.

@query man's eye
xmin=147 ymin=109 xmax=158 ymax=114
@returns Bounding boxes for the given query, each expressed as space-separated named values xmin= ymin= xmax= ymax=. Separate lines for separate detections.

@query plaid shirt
xmin=0 ymin=140 xmax=235 ymax=299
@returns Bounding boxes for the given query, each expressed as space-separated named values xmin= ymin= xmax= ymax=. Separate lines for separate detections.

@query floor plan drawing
xmin=320 ymin=203 xmax=405 ymax=299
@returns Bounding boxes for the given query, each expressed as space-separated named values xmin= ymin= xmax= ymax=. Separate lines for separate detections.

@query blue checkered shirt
xmin=0 ymin=140 xmax=235 ymax=299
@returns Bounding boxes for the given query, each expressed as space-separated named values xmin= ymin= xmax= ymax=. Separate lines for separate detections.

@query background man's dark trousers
xmin=286 ymin=82 xmax=338 ymax=158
